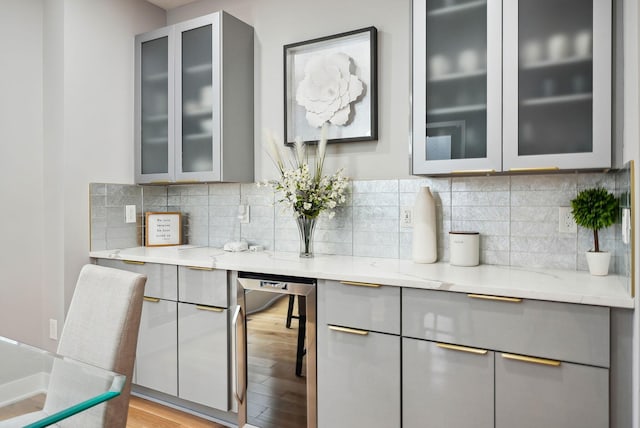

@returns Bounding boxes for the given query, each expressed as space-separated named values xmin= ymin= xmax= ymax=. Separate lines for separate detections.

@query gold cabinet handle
xmin=196 ymin=305 xmax=223 ymax=312
xmin=437 ymin=343 xmax=488 ymax=355
xmin=340 ymin=281 xmax=381 ymax=288
xmin=467 ymin=294 xmax=522 ymax=303
xmin=176 ymin=180 xmax=201 ymax=184
xmin=123 ymin=260 xmax=145 ymax=265
xmin=328 ymin=325 xmax=369 ymax=336
xmin=143 ymin=296 xmax=160 ymax=303
xmin=451 ymin=169 xmax=496 ymax=174
xmin=501 ymin=353 xmax=561 ymax=367
xmin=187 ymin=266 xmax=214 ymax=271
xmin=508 ymin=167 xmax=560 ymax=173
xmin=150 ymin=180 xmax=171 ymax=184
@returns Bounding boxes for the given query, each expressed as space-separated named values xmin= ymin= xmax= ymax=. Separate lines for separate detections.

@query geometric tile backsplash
xmin=90 ymin=169 xmax=630 ymax=274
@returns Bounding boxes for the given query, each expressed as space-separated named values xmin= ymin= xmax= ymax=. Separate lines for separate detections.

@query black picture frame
xmin=283 ymin=26 xmax=378 ymax=145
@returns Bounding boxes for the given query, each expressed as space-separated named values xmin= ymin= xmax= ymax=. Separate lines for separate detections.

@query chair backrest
xmin=47 ymin=264 xmax=146 ymax=428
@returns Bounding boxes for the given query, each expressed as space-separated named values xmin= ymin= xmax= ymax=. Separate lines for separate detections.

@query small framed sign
xmin=145 ymin=212 xmax=182 ymax=247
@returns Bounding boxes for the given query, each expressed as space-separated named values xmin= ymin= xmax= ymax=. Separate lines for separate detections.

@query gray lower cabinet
xmin=495 ymin=352 xmax=609 ymax=428
xmin=136 ymin=297 xmax=178 ymax=395
xmin=96 ymin=259 xmax=179 ymax=394
xmin=94 ymin=259 xmax=230 ymax=412
xmin=317 ymin=279 xmax=401 ymax=428
xmin=401 ymin=287 xmax=610 ymax=427
xmin=402 ymin=338 xmax=494 ymax=428
xmin=317 ymin=325 xmax=400 ymax=428
xmin=96 ymin=259 xmax=178 ymax=300
xmin=178 ymin=302 xmax=228 ymax=410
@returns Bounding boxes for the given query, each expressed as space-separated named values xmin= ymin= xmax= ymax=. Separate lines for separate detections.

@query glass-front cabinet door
xmin=175 ymin=15 xmax=221 ymax=182
xmin=412 ymin=0 xmax=502 ymax=175
xmin=135 ymin=27 xmax=175 ymax=184
xmin=503 ymin=0 xmax=611 ymax=171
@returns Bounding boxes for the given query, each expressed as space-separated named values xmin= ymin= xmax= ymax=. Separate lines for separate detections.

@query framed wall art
xmin=145 ymin=212 xmax=182 ymax=247
xmin=284 ymin=26 xmax=378 ymax=145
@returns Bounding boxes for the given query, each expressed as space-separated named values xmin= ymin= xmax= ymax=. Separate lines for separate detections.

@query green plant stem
xmin=593 ymin=229 xmax=599 ymax=253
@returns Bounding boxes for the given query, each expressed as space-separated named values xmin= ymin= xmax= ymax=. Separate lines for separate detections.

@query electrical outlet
xmin=125 ymin=205 xmax=137 ymax=223
xmin=238 ymin=205 xmax=250 ymax=224
xmin=49 ymin=319 xmax=58 ymax=340
xmin=558 ymin=206 xmax=577 ymax=233
xmin=401 ymin=207 xmax=413 ymax=228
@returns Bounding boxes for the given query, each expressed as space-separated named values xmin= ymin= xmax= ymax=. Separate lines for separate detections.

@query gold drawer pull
xmin=501 ymin=353 xmax=561 ymax=367
xmin=176 ymin=180 xmax=201 ymax=184
xmin=123 ymin=260 xmax=145 ymax=265
xmin=150 ymin=180 xmax=171 ymax=184
xmin=187 ymin=266 xmax=214 ymax=271
xmin=508 ymin=167 xmax=560 ymax=173
xmin=196 ymin=305 xmax=223 ymax=312
xmin=340 ymin=281 xmax=381 ymax=288
xmin=143 ymin=297 xmax=160 ymax=303
xmin=328 ymin=325 xmax=369 ymax=336
xmin=451 ymin=169 xmax=496 ymax=174
xmin=467 ymin=294 xmax=522 ymax=303
xmin=437 ymin=343 xmax=488 ymax=355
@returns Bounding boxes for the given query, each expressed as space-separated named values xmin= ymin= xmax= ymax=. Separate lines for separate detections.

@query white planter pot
xmin=585 ymin=251 xmax=611 ymax=276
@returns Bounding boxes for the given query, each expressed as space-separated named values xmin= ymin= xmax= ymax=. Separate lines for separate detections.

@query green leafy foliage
xmin=570 ymin=187 xmax=618 ymax=252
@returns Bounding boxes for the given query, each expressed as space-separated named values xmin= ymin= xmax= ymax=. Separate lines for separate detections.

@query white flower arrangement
xmin=260 ymin=126 xmax=349 ymax=219
xmin=295 ymin=52 xmax=364 ymax=128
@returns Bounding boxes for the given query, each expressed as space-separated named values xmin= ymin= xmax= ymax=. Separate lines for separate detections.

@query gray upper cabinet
xmin=135 ymin=12 xmax=254 ymax=184
xmin=503 ymin=0 xmax=611 ymax=171
xmin=412 ymin=0 xmax=612 ymax=174
xmin=412 ymin=0 xmax=502 ymax=175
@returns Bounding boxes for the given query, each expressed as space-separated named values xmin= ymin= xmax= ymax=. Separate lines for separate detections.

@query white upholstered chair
xmin=0 ymin=264 xmax=146 ymax=427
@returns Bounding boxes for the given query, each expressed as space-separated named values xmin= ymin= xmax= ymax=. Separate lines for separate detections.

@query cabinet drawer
xmin=319 ymin=279 xmax=400 ymax=335
xmin=178 ymin=266 xmax=227 ymax=307
xmin=178 ymin=302 xmax=228 ymax=410
xmin=136 ymin=298 xmax=178 ymax=396
xmin=495 ymin=352 xmax=608 ymax=428
xmin=318 ymin=324 xmax=400 ymax=428
xmin=97 ymin=259 xmax=177 ymax=301
xmin=403 ymin=337 xmax=494 ymax=428
xmin=402 ymin=288 xmax=609 ymax=367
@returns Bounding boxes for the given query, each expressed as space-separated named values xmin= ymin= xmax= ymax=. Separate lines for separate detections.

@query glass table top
xmin=0 ymin=336 xmax=125 ymax=428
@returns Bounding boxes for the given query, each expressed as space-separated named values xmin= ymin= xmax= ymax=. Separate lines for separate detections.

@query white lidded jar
xmin=412 ymin=186 xmax=437 ymax=263
xmin=449 ymin=231 xmax=480 ymax=266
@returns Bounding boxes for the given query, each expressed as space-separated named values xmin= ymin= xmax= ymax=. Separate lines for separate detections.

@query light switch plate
xmin=238 ymin=205 xmax=250 ymax=224
xmin=125 ymin=205 xmax=137 ymax=223
xmin=558 ymin=206 xmax=577 ymax=233
xmin=401 ymin=207 xmax=413 ymax=228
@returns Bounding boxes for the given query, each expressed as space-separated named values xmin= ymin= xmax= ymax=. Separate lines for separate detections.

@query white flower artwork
xmin=295 ymin=52 xmax=364 ymax=128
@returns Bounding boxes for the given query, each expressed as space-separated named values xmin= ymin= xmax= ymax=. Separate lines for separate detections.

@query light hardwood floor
xmin=127 ymin=396 xmax=226 ymax=428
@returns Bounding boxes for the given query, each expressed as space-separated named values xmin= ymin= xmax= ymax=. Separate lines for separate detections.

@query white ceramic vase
xmin=585 ymin=251 xmax=610 ymax=276
xmin=412 ymin=186 xmax=437 ymax=263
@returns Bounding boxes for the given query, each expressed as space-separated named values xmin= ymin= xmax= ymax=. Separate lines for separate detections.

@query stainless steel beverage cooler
xmin=235 ymin=272 xmax=317 ymax=428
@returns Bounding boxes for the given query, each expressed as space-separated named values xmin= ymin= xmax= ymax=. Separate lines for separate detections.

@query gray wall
xmin=166 ymin=0 xmax=413 ymax=181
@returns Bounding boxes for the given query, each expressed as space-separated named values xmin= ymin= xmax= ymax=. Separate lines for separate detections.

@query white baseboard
xmin=0 ymin=372 xmax=49 ymax=407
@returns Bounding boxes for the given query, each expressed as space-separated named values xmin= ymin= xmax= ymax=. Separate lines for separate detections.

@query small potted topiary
xmin=570 ymin=187 xmax=618 ymax=276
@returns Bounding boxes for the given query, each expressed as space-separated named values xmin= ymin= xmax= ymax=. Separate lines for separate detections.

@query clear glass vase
xmin=296 ymin=216 xmax=317 ymax=258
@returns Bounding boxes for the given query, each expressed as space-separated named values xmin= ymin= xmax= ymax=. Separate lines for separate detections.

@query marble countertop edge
xmin=89 ymin=247 xmax=634 ymax=309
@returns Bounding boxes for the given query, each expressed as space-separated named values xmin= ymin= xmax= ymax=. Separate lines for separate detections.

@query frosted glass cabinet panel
xmin=135 ymin=12 xmax=254 ymax=184
xmin=136 ymin=27 xmax=174 ymax=182
xmin=412 ymin=0 xmax=502 ymax=174
xmin=175 ymin=17 xmax=220 ymax=181
xmin=503 ymin=0 xmax=611 ymax=170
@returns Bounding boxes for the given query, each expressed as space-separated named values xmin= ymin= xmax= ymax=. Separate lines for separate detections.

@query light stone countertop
xmin=89 ymin=245 xmax=634 ymax=309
